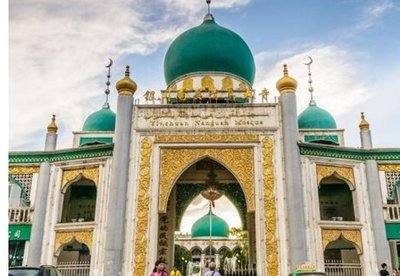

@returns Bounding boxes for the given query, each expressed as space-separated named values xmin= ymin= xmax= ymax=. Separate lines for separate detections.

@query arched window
xmin=61 ymin=178 xmax=96 ymax=223
xmin=318 ymin=176 xmax=355 ymax=221
xmin=8 ymin=178 xmax=28 ymax=207
xmin=191 ymin=247 xmax=202 ymax=257
xmin=56 ymin=240 xmax=90 ymax=274
xmin=324 ymin=236 xmax=361 ymax=274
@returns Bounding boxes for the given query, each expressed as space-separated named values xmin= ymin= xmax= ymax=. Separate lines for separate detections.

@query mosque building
xmin=8 ymin=2 xmax=400 ymax=275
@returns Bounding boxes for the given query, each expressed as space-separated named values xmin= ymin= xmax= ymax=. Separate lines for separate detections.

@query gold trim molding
xmin=262 ymin=138 xmax=278 ymax=275
xmin=54 ymin=230 xmax=93 ymax=252
xmin=379 ymin=164 xmax=400 ymax=172
xmin=132 ymin=138 xmax=153 ymax=276
xmin=316 ymin=164 xmax=355 ymax=188
xmin=155 ymin=134 xmax=259 ymax=144
xmin=321 ymin=228 xmax=362 ymax=254
xmin=159 ymin=147 xmax=255 ymax=212
xmin=9 ymin=166 xmax=40 ymax=175
xmin=61 ymin=166 xmax=99 ymax=190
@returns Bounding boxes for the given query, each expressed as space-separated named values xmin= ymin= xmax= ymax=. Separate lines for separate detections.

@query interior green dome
xmin=298 ymin=104 xmax=337 ymax=129
xmin=82 ymin=107 xmax=116 ymax=132
xmin=164 ymin=17 xmax=255 ymax=86
xmin=191 ymin=211 xmax=229 ymax=239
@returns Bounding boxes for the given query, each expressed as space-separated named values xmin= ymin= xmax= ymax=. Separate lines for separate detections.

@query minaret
xmin=359 ymin=112 xmax=391 ymax=269
xmin=277 ymin=64 xmax=309 ymax=270
xmin=26 ymin=117 xmax=56 ymax=265
xmin=359 ymin=112 xmax=372 ymax=149
xmin=44 ymin=114 xmax=58 ymax=151
xmin=103 ymin=65 xmax=137 ymax=275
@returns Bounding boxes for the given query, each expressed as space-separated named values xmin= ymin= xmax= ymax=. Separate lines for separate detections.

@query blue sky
xmin=9 ymin=0 xmax=400 ymax=150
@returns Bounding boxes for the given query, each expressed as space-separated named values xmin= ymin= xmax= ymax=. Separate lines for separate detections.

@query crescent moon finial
xmin=304 ymin=56 xmax=313 ymax=66
xmin=106 ymin=58 xmax=113 ymax=68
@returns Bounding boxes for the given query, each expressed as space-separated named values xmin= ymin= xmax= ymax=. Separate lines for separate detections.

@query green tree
xmin=174 ymin=245 xmax=192 ymax=276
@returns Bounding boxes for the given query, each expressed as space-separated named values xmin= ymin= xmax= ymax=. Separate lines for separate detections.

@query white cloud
xmin=254 ymin=45 xmax=369 ymax=116
xmin=345 ymin=0 xmax=398 ymax=37
xmin=9 ymin=0 xmax=250 ymax=150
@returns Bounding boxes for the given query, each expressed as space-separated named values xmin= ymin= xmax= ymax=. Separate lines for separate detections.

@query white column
xmin=102 ymin=66 xmax=136 ymax=275
xmin=277 ymin=65 xmax=309 ymax=270
xmin=26 ymin=162 xmax=51 ymax=266
xmin=359 ymin=113 xmax=391 ymax=268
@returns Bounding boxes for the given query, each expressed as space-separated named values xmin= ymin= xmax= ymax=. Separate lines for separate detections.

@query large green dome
xmin=82 ymin=107 xmax=116 ymax=132
xmin=164 ymin=17 xmax=255 ymax=86
xmin=298 ymin=104 xmax=337 ymax=129
xmin=191 ymin=211 xmax=229 ymax=239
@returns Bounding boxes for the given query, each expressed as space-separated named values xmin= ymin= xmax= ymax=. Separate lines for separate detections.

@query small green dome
xmin=82 ymin=107 xmax=116 ymax=131
xmin=164 ymin=17 xmax=255 ymax=86
xmin=298 ymin=104 xmax=337 ymax=129
xmin=191 ymin=211 xmax=229 ymax=239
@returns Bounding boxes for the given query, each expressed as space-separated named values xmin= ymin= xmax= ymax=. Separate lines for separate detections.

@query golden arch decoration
xmin=54 ymin=230 xmax=93 ymax=253
xmin=316 ymin=164 xmax=355 ymax=189
xmin=321 ymin=228 xmax=362 ymax=254
xmin=262 ymin=138 xmax=278 ymax=275
xmin=379 ymin=164 xmax=400 ymax=172
xmin=61 ymin=166 xmax=99 ymax=190
xmin=158 ymin=147 xmax=255 ymax=213
xmin=132 ymin=138 xmax=153 ymax=276
xmin=9 ymin=166 xmax=40 ymax=175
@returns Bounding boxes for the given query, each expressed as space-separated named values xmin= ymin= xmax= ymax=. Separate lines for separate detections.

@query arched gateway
xmin=128 ymin=136 xmax=279 ymax=275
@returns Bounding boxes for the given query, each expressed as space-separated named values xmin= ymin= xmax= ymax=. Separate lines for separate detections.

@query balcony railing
xmin=325 ymin=260 xmax=362 ymax=276
xmin=57 ymin=261 xmax=90 ymax=276
xmin=383 ymin=204 xmax=400 ymax=221
xmin=9 ymin=207 xmax=33 ymax=224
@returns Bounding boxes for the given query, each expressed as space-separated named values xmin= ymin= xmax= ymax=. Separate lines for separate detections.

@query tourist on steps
xmin=151 ymin=260 xmax=168 ymax=276
xmin=204 ymin=262 xmax=221 ymax=276
xmin=170 ymin=266 xmax=182 ymax=276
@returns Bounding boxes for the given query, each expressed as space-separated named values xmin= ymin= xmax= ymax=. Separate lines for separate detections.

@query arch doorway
xmin=318 ymin=175 xmax=356 ymax=222
xmin=56 ymin=239 xmax=90 ymax=275
xmin=60 ymin=177 xmax=97 ymax=223
xmin=157 ymin=158 xmax=256 ymax=275
xmin=324 ymin=236 xmax=362 ymax=275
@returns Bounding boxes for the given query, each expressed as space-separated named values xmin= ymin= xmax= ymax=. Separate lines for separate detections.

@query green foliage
xmin=230 ymin=228 xmax=249 ymax=266
xmin=174 ymin=245 xmax=191 ymax=276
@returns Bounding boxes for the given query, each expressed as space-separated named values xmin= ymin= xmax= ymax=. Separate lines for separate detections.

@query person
xmin=170 ymin=266 xmax=182 ymax=276
xmin=394 ymin=267 xmax=400 ymax=276
xmin=151 ymin=260 xmax=168 ymax=276
xmin=380 ymin=263 xmax=389 ymax=276
xmin=204 ymin=261 xmax=221 ymax=276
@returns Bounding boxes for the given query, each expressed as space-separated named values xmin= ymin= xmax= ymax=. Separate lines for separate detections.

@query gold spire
xmin=116 ymin=65 xmax=137 ymax=95
xmin=359 ymin=112 xmax=370 ymax=130
xmin=47 ymin=114 xmax=58 ymax=134
xmin=276 ymin=64 xmax=297 ymax=93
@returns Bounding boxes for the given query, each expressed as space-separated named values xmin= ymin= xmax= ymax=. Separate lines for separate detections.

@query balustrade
xmin=8 ymin=207 xmax=33 ymax=223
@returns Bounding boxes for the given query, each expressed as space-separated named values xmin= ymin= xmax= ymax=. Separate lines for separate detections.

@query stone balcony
xmin=383 ymin=204 xmax=400 ymax=221
xmin=9 ymin=206 xmax=34 ymax=224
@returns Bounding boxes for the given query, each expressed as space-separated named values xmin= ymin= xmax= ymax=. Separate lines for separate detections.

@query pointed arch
xmin=54 ymin=230 xmax=93 ymax=256
xmin=61 ymin=166 xmax=99 ymax=191
xmin=158 ymin=147 xmax=255 ymax=213
xmin=316 ymin=164 xmax=355 ymax=190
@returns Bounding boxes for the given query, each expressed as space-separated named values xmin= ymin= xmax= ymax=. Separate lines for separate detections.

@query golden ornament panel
xmin=379 ymin=164 xmax=400 ymax=172
xmin=132 ymin=138 xmax=153 ymax=276
xmin=54 ymin=230 xmax=93 ymax=252
xmin=262 ymin=138 xmax=278 ymax=275
xmin=155 ymin=134 xmax=259 ymax=144
xmin=321 ymin=228 xmax=362 ymax=254
xmin=61 ymin=166 xmax=99 ymax=190
xmin=316 ymin=164 xmax=355 ymax=188
xmin=9 ymin=166 xmax=40 ymax=175
xmin=159 ymin=147 xmax=255 ymax=212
